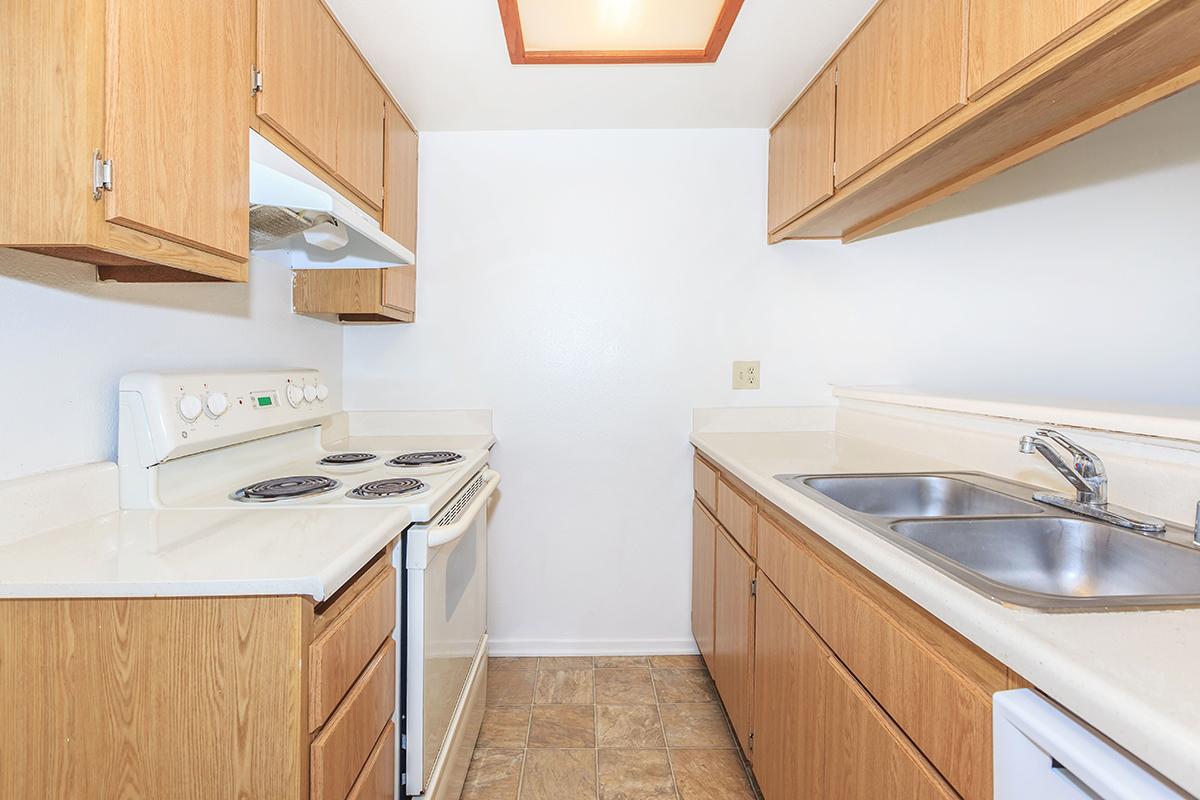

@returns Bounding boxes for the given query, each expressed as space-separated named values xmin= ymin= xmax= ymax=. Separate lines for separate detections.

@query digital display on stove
xmin=250 ymin=391 xmax=277 ymax=409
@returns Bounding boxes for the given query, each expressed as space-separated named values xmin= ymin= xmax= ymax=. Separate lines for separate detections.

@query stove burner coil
xmin=319 ymin=452 xmax=378 ymax=466
xmin=231 ymin=475 xmax=342 ymax=503
xmin=387 ymin=451 xmax=464 ymax=468
xmin=347 ymin=477 xmax=427 ymax=500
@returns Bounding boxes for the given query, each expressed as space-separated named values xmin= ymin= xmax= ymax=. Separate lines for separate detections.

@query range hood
xmin=248 ymin=129 xmax=414 ymax=269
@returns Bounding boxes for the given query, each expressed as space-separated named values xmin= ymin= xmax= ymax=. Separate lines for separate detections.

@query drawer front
xmin=757 ymin=512 xmax=1001 ymax=800
xmin=716 ymin=477 xmax=756 ymax=556
xmin=346 ymin=722 xmax=395 ymax=800
xmin=693 ymin=454 xmax=718 ymax=513
xmin=311 ymin=639 xmax=397 ymax=800
xmin=310 ymin=567 xmax=397 ymax=730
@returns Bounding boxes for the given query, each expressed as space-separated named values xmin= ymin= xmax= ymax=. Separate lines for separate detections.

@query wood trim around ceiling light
xmin=497 ymin=0 xmax=746 ymax=65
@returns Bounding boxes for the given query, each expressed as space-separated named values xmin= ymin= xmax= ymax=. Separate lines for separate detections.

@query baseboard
xmin=487 ymin=638 xmax=700 ymax=657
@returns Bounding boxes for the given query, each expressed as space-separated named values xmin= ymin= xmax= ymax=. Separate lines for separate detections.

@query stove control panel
xmin=118 ymin=369 xmax=335 ymax=468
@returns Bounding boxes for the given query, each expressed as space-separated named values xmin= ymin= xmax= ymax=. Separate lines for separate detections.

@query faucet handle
xmin=1034 ymin=428 xmax=1105 ymax=478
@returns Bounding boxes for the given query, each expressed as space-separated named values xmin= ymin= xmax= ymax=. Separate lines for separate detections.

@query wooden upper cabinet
xmin=967 ymin=0 xmax=1119 ymax=98
xmin=335 ymin=38 xmax=386 ymax=209
xmin=381 ymin=266 xmax=416 ymax=317
xmin=104 ymin=0 xmax=253 ymax=261
xmin=384 ymin=100 xmax=419 ymax=253
xmin=767 ymin=66 xmax=836 ymax=233
xmin=834 ymin=0 xmax=966 ymax=186
xmin=256 ymin=0 xmax=340 ymax=169
xmin=691 ymin=500 xmax=716 ymax=670
xmin=713 ymin=528 xmax=755 ymax=754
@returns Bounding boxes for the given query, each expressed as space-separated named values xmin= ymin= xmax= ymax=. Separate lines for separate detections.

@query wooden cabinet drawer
xmin=311 ymin=639 xmax=396 ymax=800
xmin=715 ymin=477 xmax=755 ymax=556
xmin=346 ymin=722 xmax=395 ymax=800
xmin=757 ymin=511 xmax=1003 ymax=800
xmin=310 ymin=566 xmax=397 ymax=731
xmin=693 ymin=454 xmax=718 ymax=513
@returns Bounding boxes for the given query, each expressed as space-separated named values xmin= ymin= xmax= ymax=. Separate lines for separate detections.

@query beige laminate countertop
xmin=691 ymin=430 xmax=1200 ymax=797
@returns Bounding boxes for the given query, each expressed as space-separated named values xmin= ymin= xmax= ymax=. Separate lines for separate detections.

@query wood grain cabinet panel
xmin=311 ymin=639 xmax=397 ymax=800
xmin=757 ymin=511 xmax=1002 ymax=800
xmin=294 ymin=266 xmax=415 ymax=323
xmin=967 ymin=0 xmax=1121 ymax=98
xmin=309 ymin=567 xmax=397 ymax=731
xmin=713 ymin=527 xmax=756 ymax=754
xmin=754 ymin=577 xmax=956 ymax=800
xmin=834 ymin=0 xmax=966 ymax=186
xmin=256 ymin=0 xmax=340 ymax=169
xmin=691 ymin=500 xmax=717 ymax=669
xmin=693 ymin=455 xmax=718 ymax=514
xmin=104 ymin=0 xmax=253 ymax=261
xmin=384 ymin=100 xmax=420 ymax=253
xmin=716 ymin=477 xmax=756 ymax=556
xmin=346 ymin=722 xmax=396 ymax=800
xmin=767 ymin=66 xmax=837 ymax=233
xmin=335 ymin=36 xmax=386 ymax=209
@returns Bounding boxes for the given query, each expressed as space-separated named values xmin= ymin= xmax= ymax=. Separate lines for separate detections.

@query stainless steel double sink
xmin=775 ymin=472 xmax=1200 ymax=612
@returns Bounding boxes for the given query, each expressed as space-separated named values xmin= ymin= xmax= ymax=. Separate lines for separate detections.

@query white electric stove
xmin=116 ymin=369 xmax=496 ymax=800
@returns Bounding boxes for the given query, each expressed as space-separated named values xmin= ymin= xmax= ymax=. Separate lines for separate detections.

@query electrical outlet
xmin=732 ymin=361 xmax=760 ymax=390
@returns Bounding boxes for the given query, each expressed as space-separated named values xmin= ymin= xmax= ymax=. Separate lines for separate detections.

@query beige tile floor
xmin=463 ymin=655 xmax=763 ymax=800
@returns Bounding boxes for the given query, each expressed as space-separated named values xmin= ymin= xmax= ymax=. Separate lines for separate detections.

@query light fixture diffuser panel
xmin=498 ymin=0 xmax=745 ymax=64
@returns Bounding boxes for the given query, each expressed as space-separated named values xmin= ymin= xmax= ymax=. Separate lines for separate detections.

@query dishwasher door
xmin=994 ymin=690 xmax=1186 ymax=800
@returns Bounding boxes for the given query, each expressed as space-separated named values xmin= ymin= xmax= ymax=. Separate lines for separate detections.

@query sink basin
xmin=800 ymin=474 xmax=1042 ymax=518
xmin=892 ymin=517 xmax=1200 ymax=609
xmin=775 ymin=470 xmax=1200 ymax=611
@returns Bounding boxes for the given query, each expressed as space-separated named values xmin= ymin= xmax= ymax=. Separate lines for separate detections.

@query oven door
xmin=401 ymin=468 xmax=499 ymax=798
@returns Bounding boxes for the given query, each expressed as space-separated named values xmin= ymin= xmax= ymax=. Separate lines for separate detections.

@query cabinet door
xmin=713 ymin=528 xmax=755 ymax=753
xmin=381 ymin=266 xmax=415 ymax=315
xmin=753 ymin=576 xmax=821 ymax=800
xmin=691 ymin=501 xmax=716 ymax=670
xmin=384 ymin=100 xmax=419 ymax=253
xmin=257 ymin=0 xmax=339 ymax=169
xmin=104 ymin=0 xmax=253 ymax=260
xmin=967 ymin=0 xmax=1118 ymax=98
xmin=335 ymin=39 xmax=386 ymax=209
xmin=767 ymin=66 xmax=836 ymax=233
xmin=753 ymin=577 xmax=955 ymax=800
xmin=834 ymin=0 xmax=966 ymax=186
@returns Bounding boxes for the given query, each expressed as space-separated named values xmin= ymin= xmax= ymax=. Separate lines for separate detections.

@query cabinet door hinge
xmin=750 ymin=578 xmax=757 ymax=597
xmin=92 ymin=151 xmax=112 ymax=200
xmin=251 ymin=66 xmax=263 ymax=95
xmin=748 ymin=731 xmax=755 ymax=751
xmin=832 ymin=161 xmax=838 ymax=178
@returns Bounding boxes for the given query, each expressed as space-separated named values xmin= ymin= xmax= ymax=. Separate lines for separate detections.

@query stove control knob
xmin=178 ymin=393 xmax=203 ymax=422
xmin=286 ymin=384 xmax=304 ymax=408
xmin=315 ymin=384 xmax=330 ymax=402
xmin=303 ymin=385 xmax=318 ymax=404
xmin=205 ymin=392 xmax=230 ymax=419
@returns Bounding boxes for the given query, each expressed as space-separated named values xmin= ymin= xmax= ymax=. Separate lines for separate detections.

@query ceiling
xmin=325 ymin=0 xmax=875 ymax=131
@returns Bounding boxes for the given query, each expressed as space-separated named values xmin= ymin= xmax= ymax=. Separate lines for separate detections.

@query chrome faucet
xmin=1019 ymin=428 xmax=1165 ymax=534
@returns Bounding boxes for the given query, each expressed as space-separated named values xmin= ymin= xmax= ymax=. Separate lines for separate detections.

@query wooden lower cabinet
xmin=691 ymin=499 xmax=717 ymax=669
xmin=693 ymin=449 xmax=1013 ymax=800
xmin=712 ymin=526 xmax=755 ymax=754
xmin=0 ymin=548 xmax=398 ymax=799
xmin=755 ymin=577 xmax=957 ymax=799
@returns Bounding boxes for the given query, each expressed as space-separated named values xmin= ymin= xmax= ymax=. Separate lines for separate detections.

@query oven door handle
xmin=427 ymin=469 xmax=501 ymax=548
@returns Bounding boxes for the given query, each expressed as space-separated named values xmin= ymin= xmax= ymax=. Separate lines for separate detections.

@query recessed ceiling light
xmin=498 ymin=0 xmax=746 ymax=65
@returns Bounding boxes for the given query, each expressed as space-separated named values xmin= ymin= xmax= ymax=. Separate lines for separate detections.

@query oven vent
xmin=437 ymin=472 xmax=487 ymax=527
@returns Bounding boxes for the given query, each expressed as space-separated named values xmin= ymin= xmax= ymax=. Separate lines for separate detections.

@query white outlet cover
xmin=733 ymin=361 xmax=760 ymax=390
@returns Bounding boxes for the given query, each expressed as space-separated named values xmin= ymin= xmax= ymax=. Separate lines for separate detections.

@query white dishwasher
xmin=994 ymin=690 xmax=1188 ymax=800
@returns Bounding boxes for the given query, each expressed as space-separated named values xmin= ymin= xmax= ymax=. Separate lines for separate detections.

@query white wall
xmin=0 ymin=252 xmax=343 ymax=482
xmin=347 ymin=86 xmax=1200 ymax=653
